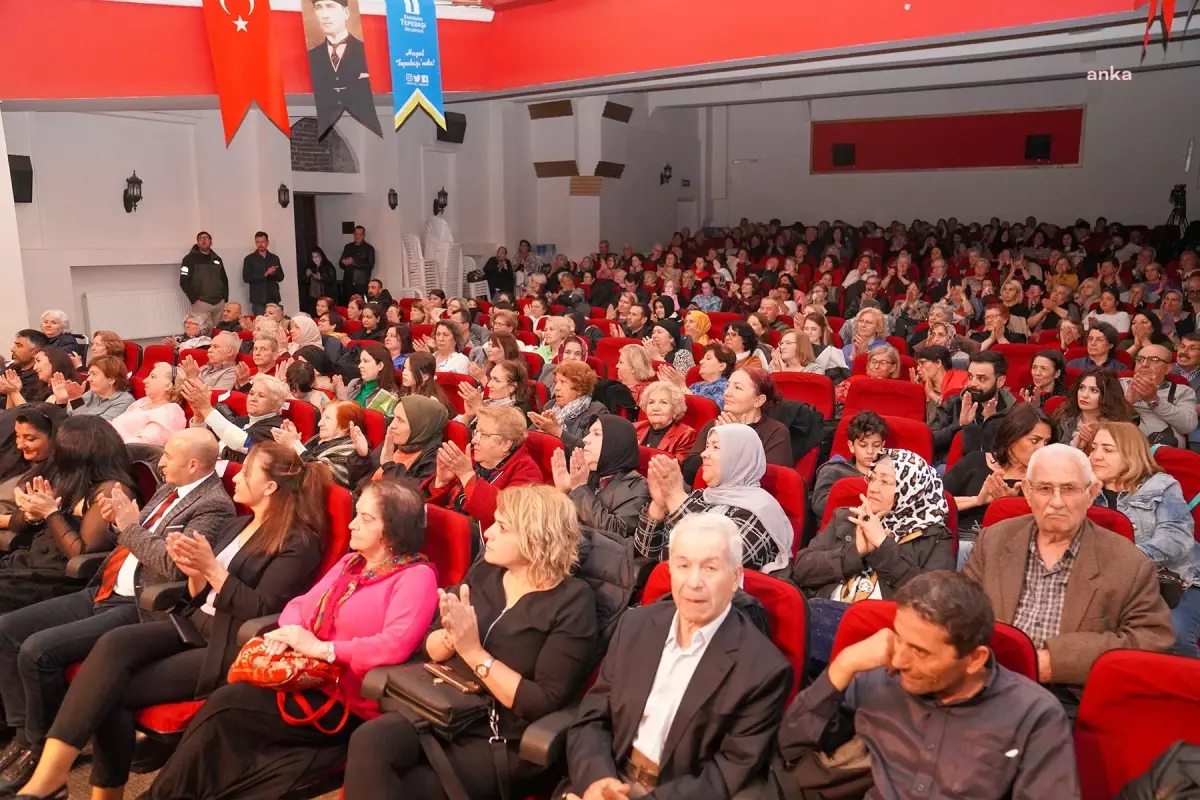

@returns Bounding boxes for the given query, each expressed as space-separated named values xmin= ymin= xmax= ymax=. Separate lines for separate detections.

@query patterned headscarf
xmin=873 ymin=448 xmax=948 ymax=535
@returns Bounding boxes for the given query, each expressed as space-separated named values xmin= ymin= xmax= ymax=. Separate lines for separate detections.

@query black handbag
xmin=385 ymin=662 xmax=511 ymax=800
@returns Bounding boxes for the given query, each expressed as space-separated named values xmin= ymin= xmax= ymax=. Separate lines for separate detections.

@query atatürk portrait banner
xmin=302 ymin=0 xmax=383 ymax=139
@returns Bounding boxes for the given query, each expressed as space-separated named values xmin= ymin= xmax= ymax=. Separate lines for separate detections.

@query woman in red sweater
xmin=142 ymin=479 xmax=439 ymax=800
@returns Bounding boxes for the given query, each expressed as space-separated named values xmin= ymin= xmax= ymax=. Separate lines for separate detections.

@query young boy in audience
xmin=811 ymin=411 xmax=888 ymax=522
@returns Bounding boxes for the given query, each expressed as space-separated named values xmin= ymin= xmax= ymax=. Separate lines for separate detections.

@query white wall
xmin=5 ymin=108 xmax=297 ymax=333
xmin=708 ymin=68 xmax=1200 ymax=226
xmin=601 ymin=100 xmax=700 ymax=251
xmin=0 ymin=105 xmax=30 ymax=340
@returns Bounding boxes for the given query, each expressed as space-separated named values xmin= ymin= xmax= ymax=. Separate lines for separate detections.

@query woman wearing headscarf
xmin=635 ymin=423 xmax=793 ymax=572
xmin=538 ymin=335 xmax=589 ymax=391
xmin=790 ymin=448 xmax=954 ymax=665
xmin=552 ymin=415 xmax=649 ymax=538
xmin=684 ymin=310 xmax=712 ymax=346
xmin=644 ymin=319 xmax=695 ymax=373
xmin=369 ymin=395 xmax=448 ymax=484
xmin=286 ymin=315 xmax=324 ymax=356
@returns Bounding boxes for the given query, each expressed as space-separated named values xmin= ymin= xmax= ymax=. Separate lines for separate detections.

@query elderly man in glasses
xmin=963 ymin=444 xmax=1172 ymax=703
xmin=1120 ymin=343 xmax=1198 ymax=448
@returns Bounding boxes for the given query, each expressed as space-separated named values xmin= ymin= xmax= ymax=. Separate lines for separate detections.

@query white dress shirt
xmin=113 ymin=472 xmax=214 ymax=597
xmin=631 ymin=604 xmax=733 ymax=765
xmin=199 ymin=535 xmax=246 ymax=616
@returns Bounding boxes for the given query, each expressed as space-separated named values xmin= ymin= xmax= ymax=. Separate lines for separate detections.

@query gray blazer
xmin=111 ymin=473 xmax=236 ymax=601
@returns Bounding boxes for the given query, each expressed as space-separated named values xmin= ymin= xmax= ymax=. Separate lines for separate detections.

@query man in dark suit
xmin=307 ymin=0 xmax=381 ymax=137
xmin=242 ymin=231 xmax=283 ymax=317
xmin=0 ymin=429 xmax=234 ymax=788
xmin=563 ymin=514 xmax=792 ymax=800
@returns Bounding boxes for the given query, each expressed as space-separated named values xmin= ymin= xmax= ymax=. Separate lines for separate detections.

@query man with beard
xmin=930 ymin=351 xmax=1016 ymax=463
xmin=776 ymin=571 xmax=1079 ymax=798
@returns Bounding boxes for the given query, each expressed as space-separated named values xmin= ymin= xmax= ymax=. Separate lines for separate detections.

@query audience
xmin=271 ymin=400 xmax=370 ymax=489
xmin=554 ymin=415 xmax=649 ymax=539
xmin=633 ymin=381 xmax=696 ymax=461
xmin=564 ymin=513 xmax=790 ymax=800
xmin=335 ymin=344 xmax=400 ymax=416
xmin=639 ymin=424 xmax=793 ymax=571
xmin=398 ymin=351 xmax=456 ymax=417
xmin=181 ymin=331 xmax=239 ymax=391
xmin=0 ymin=429 xmax=232 ymax=790
xmin=811 ymin=411 xmax=887 ymax=519
xmin=180 ymin=374 xmax=286 ymax=462
xmin=661 ymin=341 xmax=735 ymax=410
xmin=1 ymin=346 xmax=76 ymax=410
xmin=1054 ymin=368 xmax=1134 ymax=447
xmin=0 ymin=416 xmax=134 ymax=614
xmin=51 ymin=355 xmax=134 ymax=420
xmin=1022 ymin=348 xmax=1068 ymax=407
xmin=83 ymin=331 xmax=124 ymax=368
xmin=1067 ymin=322 xmax=1122 ymax=372
xmin=963 ymin=444 xmax=1173 ymax=693
xmin=529 ymin=361 xmax=607 ymax=450
xmin=37 ymin=312 xmax=83 ymax=360
xmin=614 ymin=344 xmax=657 ymax=405
xmin=15 ymin=441 xmax=330 ymax=800
xmin=794 ymin=449 xmax=953 ymax=662
xmin=110 ymin=362 xmax=187 ymax=447
xmin=930 ymin=351 xmax=1015 ymax=461
xmin=145 ymin=478 xmax=435 ymax=798
xmin=370 ymin=395 xmax=449 ymax=483
xmin=1121 ymin=343 xmax=1198 ymax=447
xmin=163 ymin=314 xmax=212 ymax=352
xmin=0 ymin=407 xmax=63 ymax=532
xmin=683 ymin=367 xmax=792 ymax=482
xmin=1089 ymin=422 xmax=1200 ymax=657
xmin=779 ymin=571 xmax=1078 ymax=798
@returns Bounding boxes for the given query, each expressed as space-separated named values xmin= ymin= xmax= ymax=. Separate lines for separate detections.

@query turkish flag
xmin=201 ymin=0 xmax=290 ymax=144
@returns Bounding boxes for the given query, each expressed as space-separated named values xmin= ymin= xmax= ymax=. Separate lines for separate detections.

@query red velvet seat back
xmin=423 ymin=504 xmax=475 ymax=589
xmin=134 ymin=344 xmax=176 ymax=380
xmin=843 ymin=378 xmax=926 ymax=422
xmin=280 ymin=399 xmax=318 ymax=441
xmin=1076 ymin=651 xmax=1200 ymax=800
xmin=434 ymin=373 xmax=475 ymax=415
xmin=830 ymin=415 xmax=933 ymax=463
xmin=773 ymin=373 xmax=834 ymax=419
xmin=523 ymin=431 xmax=564 ymax=484
xmin=981 ymin=497 xmax=1135 ymax=542
xmin=1151 ymin=445 xmax=1200 ymax=536
xmin=681 ymin=394 xmax=720 ymax=432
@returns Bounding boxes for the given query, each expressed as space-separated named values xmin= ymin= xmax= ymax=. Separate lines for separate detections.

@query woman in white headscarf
xmin=791 ymin=448 xmax=954 ymax=665
xmin=635 ymin=423 xmax=793 ymax=572
xmin=287 ymin=314 xmax=324 ymax=355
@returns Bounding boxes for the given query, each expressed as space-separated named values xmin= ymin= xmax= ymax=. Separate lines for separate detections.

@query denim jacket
xmin=1094 ymin=471 xmax=1200 ymax=587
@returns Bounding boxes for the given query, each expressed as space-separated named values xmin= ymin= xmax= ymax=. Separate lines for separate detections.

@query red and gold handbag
xmin=227 ymin=636 xmax=348 ymax=734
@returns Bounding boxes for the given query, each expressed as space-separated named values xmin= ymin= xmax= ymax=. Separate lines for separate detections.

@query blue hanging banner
xmin=386 ymin=0 xmax=446 ymax=131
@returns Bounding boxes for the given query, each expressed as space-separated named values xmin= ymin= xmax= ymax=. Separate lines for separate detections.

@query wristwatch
xmin=474 ymin=656 xmax=495 ymax=679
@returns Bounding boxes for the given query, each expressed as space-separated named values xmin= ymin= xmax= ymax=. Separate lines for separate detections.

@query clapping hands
xmin=551 ymin=447 xmax=590 ymax=494
xmin=13 ymin=476 xmax=60 ymax=521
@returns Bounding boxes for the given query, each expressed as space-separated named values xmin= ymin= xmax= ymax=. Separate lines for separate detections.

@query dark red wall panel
xmin=811 ymin=108 xmax=1085 ymax=172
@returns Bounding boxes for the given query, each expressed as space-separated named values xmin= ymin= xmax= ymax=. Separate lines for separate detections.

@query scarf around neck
xmin=310 ymin=552 xmax=431 ymax=638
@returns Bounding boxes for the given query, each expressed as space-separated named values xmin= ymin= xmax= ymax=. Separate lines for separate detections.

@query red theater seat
xmin=851 ymin=352 xmax=916 ymax=377
xmin=444 ymin=419 xmax=470 ymax=450
xmin=681 ymin=394 xmax=720 ymax=432
xmin=123 ymin=342 xmax=143 ymax=374
xmin=641 ymin=563 xmax=807 ymax=697
xmin=830 ymin=415 xmax=932 ymax=464
xmin=178 ymin=348 xmax=208 ymax=368
xmin=435 ymin=373 xmax=475 ymax=415
xmin=843 ymin=378 xmax=926 ymax=422
xmin=280 ymin=398 xmax=318 ymax=441
xmin=1151 ymin=445 xmax=1200 ymax=534
xmin=594 ymin=338 xmax=641 ymax=375
xmin=694 ymin=464 xmax=805 ymax=558
xmin=423 ymin=504 xmax=475 ymax=589
xmin=638 ymin=446 xmax=669 ymax=475
xmin=773 ymin=373 xmax=834 ymax=419
xmin=521 ymin=352 xmax=545 ymax=378
xmin=831 ymin=600 xmax=1038 ymax=681
xmin=134 ymin=345 xmax=176 ymax=380
xmin=1076 ymin=651 xmax=1200 ymax=800
xmin=362 ymin=409 xmax=388 ymax=450
xmin=523 ymin=431 xmax=564 ymax=484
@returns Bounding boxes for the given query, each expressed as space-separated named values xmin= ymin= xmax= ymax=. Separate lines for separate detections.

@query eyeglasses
xmin=472 ymin=430 xmax=507 ymax=441
xmin=1135 ymin=355 xmax=1169 ymax=366
xmin=867 ymin=473 xmax=896 ymax=488
xmin=1028 ymin=483 xmax=1086 ymax=498
xmin=868 ymin=358 xmax=895 ymax=368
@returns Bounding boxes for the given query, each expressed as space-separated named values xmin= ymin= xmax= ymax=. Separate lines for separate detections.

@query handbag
xmin=227 ymin=635 xmax=349 ymax=735
xmin=385 ymin=662 xmax=511 ymax=800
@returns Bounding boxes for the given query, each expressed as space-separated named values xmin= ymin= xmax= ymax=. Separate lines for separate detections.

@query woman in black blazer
xmin=14 ymin=441 xmax=332 ymax=800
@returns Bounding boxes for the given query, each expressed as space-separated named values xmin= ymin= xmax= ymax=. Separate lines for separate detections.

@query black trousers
xmin=342 ymin=713 xmax=500 ymax=800
xmin=142 ymin=682 xmax=356 ymax=800
xmin=0 ymin=588 xmax=139 ymax=753
xmin=47 ymin=619 xmax=208 ymax=787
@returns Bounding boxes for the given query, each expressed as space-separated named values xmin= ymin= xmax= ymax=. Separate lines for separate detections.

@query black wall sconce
xmin=387 ymin=188 xmax=398 ymax=210
xmin=659 ymin=164 xmax=673 ymax=185
xmin=433 ymin=186 xmax=449 ymax=216
xmin=122 ymin=171 xmax=143 ymax=213
xmin=277 ymin=184 xmax=291 ymax=209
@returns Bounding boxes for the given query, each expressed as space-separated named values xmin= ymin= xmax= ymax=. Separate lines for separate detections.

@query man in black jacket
xmin=339 ymin=225 xmax=375 ymax=304
xmin=180 ymin=231 xmax=229 ymax=333
xmin=242 ymin=232 xmax=283 ymax=317
xmin=307 ymin=0 xmax=381 ymax=137
xmin=365 ymin=279 xmax=393 ymax=311
xmin=2 ymin=330 xmax=50 ymax=403
xmin=180 ymin=231 xmax=229 ymax=335
xmin=930 ymin=351 xmax=1017 ymax=463
xmin=563 ymin=514 xmax=792 ymax=800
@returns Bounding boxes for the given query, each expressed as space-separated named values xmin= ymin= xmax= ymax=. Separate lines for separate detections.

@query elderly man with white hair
xmin=38 ymin=310 xmax=84 ymax=359
xmin=178 ymin=374 xmax=288 ymax=463
xmin=963 ymin=443 xmax=1172 ymax=692
xmin=563 ymin=513 xmax=791 ymax=800
xmin=178 ymin=331 xmax=239 ymax=391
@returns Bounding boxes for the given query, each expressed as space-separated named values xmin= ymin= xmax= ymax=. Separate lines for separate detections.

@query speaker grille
xmin=832 ymin=143 xmax=856 ymax=168
xmin=1025 ymin=134 xmax=1052 ymax=161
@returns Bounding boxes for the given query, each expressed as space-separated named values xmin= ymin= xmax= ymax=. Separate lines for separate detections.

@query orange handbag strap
xmin=276 ymin=686 xmax=350 ymax=735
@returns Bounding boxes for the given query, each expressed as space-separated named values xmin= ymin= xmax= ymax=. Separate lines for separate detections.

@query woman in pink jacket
xmin=142 ymin=479 xmax=439 ymax=800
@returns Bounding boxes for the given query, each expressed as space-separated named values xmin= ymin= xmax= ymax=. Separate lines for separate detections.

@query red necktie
xmin=94 ymin=489 xmax=179 ymax=604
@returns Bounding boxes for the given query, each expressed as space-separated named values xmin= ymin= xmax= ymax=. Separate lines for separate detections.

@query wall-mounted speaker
xmin=8 ymin=155 xmax=32 ymax=203
xmin=1025 ymin=134 xmax=1053 ymax=161
xmin=436 ymin=112 xmax=467 ymax=144
xmin=832 ymin=143 xmax=856 ymax=168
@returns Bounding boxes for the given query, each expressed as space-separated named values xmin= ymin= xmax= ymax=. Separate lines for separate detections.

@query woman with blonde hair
xmin=834 ymin=344 xmax=902 ymax=410
xmin=770 ymin=329 xmax=817 ymax=374
xmin=109 ymin=362 xmax=185 ymax=446
xmin=340 ymin=484 xmax=598 ymax=799
xmin=615 ymin=344 xmax=657 ymax=405
xmin=841 ymin=307 xmax=888 ymax=363
xmin=1090 ymin=421 xmax=1200 ymax=656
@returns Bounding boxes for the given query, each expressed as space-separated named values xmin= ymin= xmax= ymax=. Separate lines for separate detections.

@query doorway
xmin=293 ymin=193 xmax=318 ymax=314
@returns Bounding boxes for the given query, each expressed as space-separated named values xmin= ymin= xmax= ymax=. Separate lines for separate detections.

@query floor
xmin=60 ymin=760 xmax=342 ymax=798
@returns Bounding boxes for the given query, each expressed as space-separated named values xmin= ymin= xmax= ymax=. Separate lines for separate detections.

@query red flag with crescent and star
xmin=201 ymin=0 xmax=291 ymax=144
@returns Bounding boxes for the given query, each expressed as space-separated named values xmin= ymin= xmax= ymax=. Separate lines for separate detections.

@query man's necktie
xmin=329 ymin=43 xmax=342 ymax=70
xmin=94 ymin=489 xmax=179 ymax=604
